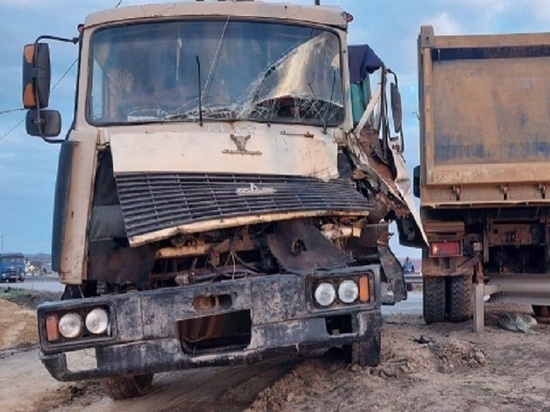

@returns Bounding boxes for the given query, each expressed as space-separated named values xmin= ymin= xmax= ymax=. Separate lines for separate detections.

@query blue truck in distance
xmin=0 ymin=253 xmax=26 ymax=283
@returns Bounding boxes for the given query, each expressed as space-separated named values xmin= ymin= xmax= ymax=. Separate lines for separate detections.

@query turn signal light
xmin=46 ymin=315 xmax=59 ymax=342
xmin=358 ymin=275 xmax=370 ymax=303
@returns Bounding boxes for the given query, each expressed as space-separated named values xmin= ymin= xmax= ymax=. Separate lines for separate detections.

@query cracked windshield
xmin=89 ymin=20 xmax=344 ymax=126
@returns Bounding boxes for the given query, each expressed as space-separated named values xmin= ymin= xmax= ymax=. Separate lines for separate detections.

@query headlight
xmin=338 ymin=280 xmax=359 ymax=304
xmin=85 ymin=308 xmax=109 ymax=335
xmin=58 ymin=313 xmax=83 ymax=339
xmin=314 ymin=282 xmax=336 ymax=307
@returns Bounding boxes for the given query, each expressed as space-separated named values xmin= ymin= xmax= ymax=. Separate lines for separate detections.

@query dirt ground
xmin=1 ymin=290 xmax=550 ymax=411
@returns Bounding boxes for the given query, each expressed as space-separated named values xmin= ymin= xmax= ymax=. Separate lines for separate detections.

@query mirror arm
xmin=30 ymin=35 xmax=77 ymax=144
xmin=387 ymin=68 xmax=399 ymax=88
xmin=40 ymin=135 xmax=65 ymax=144
xmin=379 ymin=68 xmax=389 ymax=156
xmin=35 ymin=35 xmax=79 ymax=45
xmin=387 ymin=68 xmax=404 ymax=151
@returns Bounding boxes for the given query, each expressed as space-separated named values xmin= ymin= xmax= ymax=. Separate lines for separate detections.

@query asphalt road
xmin=381 ymin=291 xmax=422 ymax=316
xmin=3 ymin=276 xmax=64 ymax=293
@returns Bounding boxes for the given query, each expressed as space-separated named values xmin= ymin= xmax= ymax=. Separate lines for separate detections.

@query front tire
xmin=423 ymin=276 xmax=446 ymax=324
xmin=345 ymin=324 xmax=382 ymax=367
xmin=532 ymin=305 xmax=550 ymax=320
xmin=101 ymin=374 xmax=154 ymax=400
xmin=352 ymin=333 xmax=381 ymax=367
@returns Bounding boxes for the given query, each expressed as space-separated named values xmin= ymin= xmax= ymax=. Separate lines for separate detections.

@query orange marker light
xmin=23 ymin=44 xmax=34 ymax=64
xmin=23 ymin=83 xmax=36 ymax=108
xmin=46 ymin=315 xmax=60 ymax=342
xmin=358 ymin=276 xmax=370 ymax=303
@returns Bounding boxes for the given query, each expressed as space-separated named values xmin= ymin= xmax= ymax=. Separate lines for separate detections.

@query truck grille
xmin=115 ymin=173 xmax=372 ymax=241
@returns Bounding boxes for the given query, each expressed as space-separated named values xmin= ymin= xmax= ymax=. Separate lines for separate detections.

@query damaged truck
xmin=416 ymin=26 xmax=550 ymax=330
xmin=22 ymin=0 xmax=423 ymax=399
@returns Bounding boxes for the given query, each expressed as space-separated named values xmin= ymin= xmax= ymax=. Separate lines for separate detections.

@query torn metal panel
xmin=343 ymin=60 xmax=427 ymax=246
xmin=87 ymin=245 xmax=155 ymax=287
xmin=378 ymin=243 xmax=407 ymax=305
xmin=115 ymin=173 xmax=372 ymax=246
xmin=267 ymin=220 xmax=353 ymax=273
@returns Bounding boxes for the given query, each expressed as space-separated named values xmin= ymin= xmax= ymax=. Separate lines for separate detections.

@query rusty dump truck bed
xmin=418 ymin=26 xmax=550 ymax=207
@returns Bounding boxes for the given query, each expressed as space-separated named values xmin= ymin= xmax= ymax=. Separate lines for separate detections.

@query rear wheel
xmin=101 ymin=374 xmax=154 ymax=400
xmin=447 ymin=275 xmax=473 ymax=323
xmin=423 ymin=276 xmax=446 ymax=324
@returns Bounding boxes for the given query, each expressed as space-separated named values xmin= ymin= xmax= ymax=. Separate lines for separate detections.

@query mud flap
xmin=378 ymin=243 xmax=407 ymax=305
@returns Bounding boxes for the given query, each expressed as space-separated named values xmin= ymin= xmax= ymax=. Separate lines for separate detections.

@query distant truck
xmin=415 ymin=26 xmax=550 ymax=329
xmin=22 ymin=0 xmax=424 ymax=399
xmin=0 ymin=253 xmax=25 ymax=283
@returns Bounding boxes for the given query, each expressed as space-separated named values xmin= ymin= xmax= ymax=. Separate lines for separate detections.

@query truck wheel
xmin=346 ymin=328 xmax=381 ymax=367
xmin=101 ymin=374 xmax=154 ymax=400
xmin=447 ymin=275 xmax=473 ymax=323
xmin=532 ymin=305 xmax=550 ymax=320
xmin=423 ymin=276 xmax=446 ymax=324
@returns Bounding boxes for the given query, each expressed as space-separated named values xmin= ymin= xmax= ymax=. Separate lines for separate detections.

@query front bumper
xmin=1 ymin=272 xmax=17 ymax=282
xmin=38 ymin=269 xmax=382 ymax=381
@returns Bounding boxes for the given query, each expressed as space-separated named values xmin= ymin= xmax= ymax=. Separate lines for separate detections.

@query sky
xmin=0 ymin=0 xmax=548 ymax=255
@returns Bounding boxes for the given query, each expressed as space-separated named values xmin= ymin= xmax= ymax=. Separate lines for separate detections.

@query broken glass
xmin=89 ymin=20 xmax=344 ymax=127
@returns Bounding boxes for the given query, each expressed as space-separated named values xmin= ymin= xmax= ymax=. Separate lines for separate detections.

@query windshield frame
xmin=85 ymin=17 xmax=346 ymax=128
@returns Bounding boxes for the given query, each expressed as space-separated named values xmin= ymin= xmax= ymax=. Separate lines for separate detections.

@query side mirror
xmin=390 ymin=82 xmax=402 ymax=133
xmin=25 ymin=109 xmax=61 ymax=137
xmin=22 ymin=43 xmax=51 ymax=109
xmin=413 ymin=165 xmax=421 ymax=198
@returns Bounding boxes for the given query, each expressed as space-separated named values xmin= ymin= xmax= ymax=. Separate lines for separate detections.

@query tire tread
xmin=423 ymin=276 xmax=446 ymax=324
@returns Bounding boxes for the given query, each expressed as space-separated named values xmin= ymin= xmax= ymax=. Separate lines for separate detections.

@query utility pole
xmin=0 ymin=235 xmax=3 ymax=252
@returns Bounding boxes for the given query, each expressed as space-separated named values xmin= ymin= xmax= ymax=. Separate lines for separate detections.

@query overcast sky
xmin=0 ymin=0 xmax=548 ymax=255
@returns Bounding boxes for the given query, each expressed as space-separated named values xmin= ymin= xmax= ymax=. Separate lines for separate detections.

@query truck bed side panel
xmin=419 ymin=29 xmax=550 ymax=202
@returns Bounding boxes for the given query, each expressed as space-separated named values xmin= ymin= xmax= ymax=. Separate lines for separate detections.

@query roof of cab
xmin=84 ymin=1 xmax=347 ymax=29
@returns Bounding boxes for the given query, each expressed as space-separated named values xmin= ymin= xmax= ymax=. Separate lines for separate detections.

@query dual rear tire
xmin=423 ymin=275 xmax=472 ymax=325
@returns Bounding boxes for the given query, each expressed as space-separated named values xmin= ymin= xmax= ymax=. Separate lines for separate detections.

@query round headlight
xmin=338 ymin=280 xmax=359 ymax=304
xmin=85 ymin=308 xmax=109 ymax=335
xmin=58 ymin=313 xmax=83 ymax=339
xmin=314 ymin=282 xmax=336 ymax=307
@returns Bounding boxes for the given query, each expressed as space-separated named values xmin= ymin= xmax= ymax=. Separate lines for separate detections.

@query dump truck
xmin=416 ymin=26 xmax=550 ymax=330
xmin=22 ymin=0 xmax=424 ymax=399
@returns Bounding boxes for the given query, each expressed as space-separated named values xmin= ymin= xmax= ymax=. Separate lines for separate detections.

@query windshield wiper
xmin=196 ymin=55 xmax=203 ymax=126
xmin=164 ymin=106 xmax=239 ymax=121
xmin=322 ymin=69 xmax=337 ymax=134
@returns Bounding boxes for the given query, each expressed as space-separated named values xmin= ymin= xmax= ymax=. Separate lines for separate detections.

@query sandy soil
xmin=1 ymin=291 xmax=550 ymax=411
